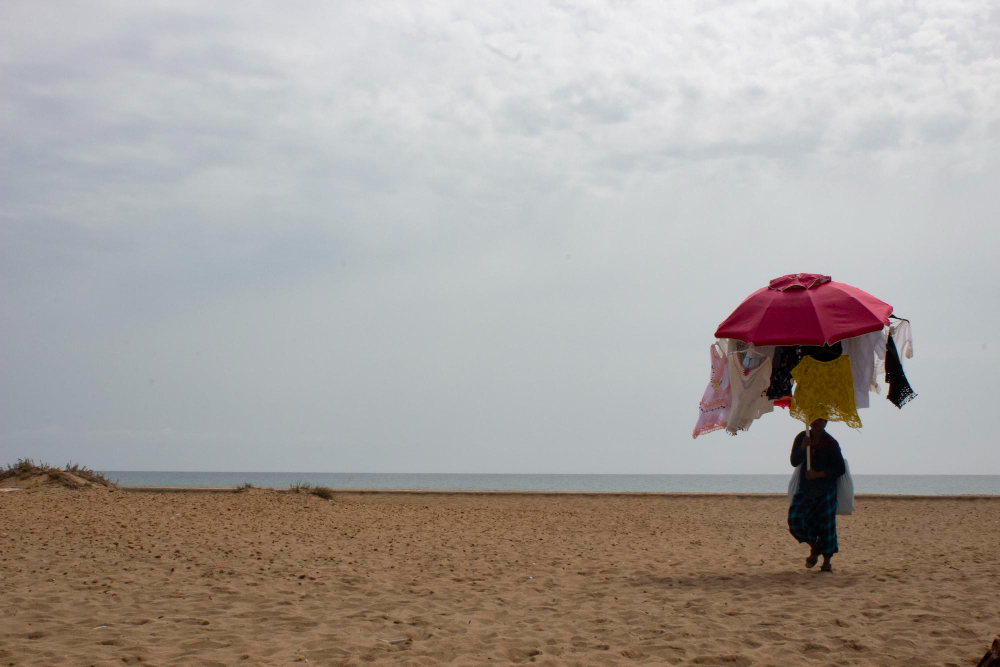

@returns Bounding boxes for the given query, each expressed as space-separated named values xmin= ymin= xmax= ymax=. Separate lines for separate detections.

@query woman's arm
xmin=790 ymin=432 xmax=806 ymax=467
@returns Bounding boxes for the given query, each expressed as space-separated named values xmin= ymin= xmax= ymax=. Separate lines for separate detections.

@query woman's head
xmin=810 ymin=418 xmax=828 ymax=431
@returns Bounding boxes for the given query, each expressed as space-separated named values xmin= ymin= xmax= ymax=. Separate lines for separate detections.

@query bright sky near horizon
xmin=2 ymin=1 xmax=998 ymax=475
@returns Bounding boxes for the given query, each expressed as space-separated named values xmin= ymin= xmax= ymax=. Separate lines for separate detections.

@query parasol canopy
xmin=713 ymin=273 xmax=893 ymax=346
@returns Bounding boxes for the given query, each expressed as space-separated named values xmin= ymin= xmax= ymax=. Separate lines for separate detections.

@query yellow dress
xmin=790 ymin=355 xmax=862 ymax=428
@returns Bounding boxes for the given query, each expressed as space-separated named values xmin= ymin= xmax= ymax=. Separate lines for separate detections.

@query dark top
xmin=885 ymin=332 xmax=917 ymax=408
xmin=790 ymin=430 xmax=845 ymax=498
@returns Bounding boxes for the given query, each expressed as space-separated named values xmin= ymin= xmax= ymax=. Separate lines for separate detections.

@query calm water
xmin=102 ymin=472 xmax=1000 ymax=495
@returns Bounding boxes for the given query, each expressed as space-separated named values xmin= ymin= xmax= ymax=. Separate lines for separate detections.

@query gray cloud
xmin=1 ymin=0 xmax=998 ymax=474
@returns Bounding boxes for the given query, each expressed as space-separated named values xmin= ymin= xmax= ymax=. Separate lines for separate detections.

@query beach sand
xmin=1 ymin=486 xmax=997 ymax=666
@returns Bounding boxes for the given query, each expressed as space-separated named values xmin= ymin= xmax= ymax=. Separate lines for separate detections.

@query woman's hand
xmin=804 ymin=469 xmax=825 ymax=481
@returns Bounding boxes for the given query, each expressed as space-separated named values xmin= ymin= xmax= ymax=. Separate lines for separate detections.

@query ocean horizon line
xmin=100 ymin=470 xmax=1000 ymax=477
xmin=96 ymin=471 xmax=1000 ymax=496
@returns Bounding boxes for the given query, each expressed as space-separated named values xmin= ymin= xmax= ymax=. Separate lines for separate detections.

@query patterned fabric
xmin=840 ymin=330 xmax=884 ymax=410
xmin=692 ymin=343 xmax=731 ymax=438
xmin=891 ymin=320 xmax=914 ymax=359
xmin=789 ymin=356 xmax=862 ymax=428
xmin=872 ymin=329 xmax=887 ymax=394
xmin=788 ymin=484 xmax=839 ymax=556
xmin=725 ymin=342 xmax=775 ymax=434
xmin=885 ymin=332 xmax=917 ymax=408
xmin=767 ymin=343 xmax=842 ymax=403
xmin=766 ymin=346 xmax=801 ymax=400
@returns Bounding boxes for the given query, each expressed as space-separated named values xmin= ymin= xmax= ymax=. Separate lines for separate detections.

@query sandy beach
xmin=1 ymin=486 xmax=997 ymax=666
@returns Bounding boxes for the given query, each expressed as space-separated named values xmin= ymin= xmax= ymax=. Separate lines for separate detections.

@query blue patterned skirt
xmin=788 ymin=485 xmax=839 ymax=556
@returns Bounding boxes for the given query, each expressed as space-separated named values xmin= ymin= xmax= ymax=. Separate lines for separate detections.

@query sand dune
xmin=1 ymin=486 xmax=997 ymax=666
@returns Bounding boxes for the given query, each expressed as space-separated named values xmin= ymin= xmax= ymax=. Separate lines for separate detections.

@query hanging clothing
xmin=789 ymin=356 xmax=862 ymax=428
xmin=766 ymin=346 xmax=802 ymax=400
xmin=725 ymin=342 xmax=775 ymax=434
xmin=885 ymin=332 xmax=917 ymax=408
xmin=801 ymin=342 xmax=843 ymax=362
xmin=871 ymin=329 xmax=887 ymax=395
xmin=692 ymin=343 xmax=731 ymax=438
xmin=891 ymin=319 xmax=914 ymax=359
xmin=840 ymin=330 xmax=884 ymax=409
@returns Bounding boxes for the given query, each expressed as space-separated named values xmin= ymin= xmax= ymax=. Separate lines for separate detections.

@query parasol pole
xmin=805 ymin=422 xmax=811 ymax=471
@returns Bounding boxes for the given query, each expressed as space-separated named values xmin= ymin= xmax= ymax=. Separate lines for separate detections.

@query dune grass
xmin=1 ymin=458 xmax=116 ymax=488
xmin=289 ymin=482 xmax=335 ymax=500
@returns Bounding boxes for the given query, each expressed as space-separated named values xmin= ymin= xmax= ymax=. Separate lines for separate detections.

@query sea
xmin=101 ymin=472 xmax=1000 ymax=495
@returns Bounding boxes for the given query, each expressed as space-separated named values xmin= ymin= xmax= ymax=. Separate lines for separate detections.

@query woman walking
xmin=788 ymin=418 xmax=845 ymax=572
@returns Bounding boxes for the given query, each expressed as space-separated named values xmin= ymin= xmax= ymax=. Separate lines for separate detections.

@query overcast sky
xmin=2 ymin=1 xmax=998 ymax=475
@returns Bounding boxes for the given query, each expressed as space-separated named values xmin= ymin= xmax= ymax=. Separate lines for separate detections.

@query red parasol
xmin=714 ymin=273 xmax=893 ymax=346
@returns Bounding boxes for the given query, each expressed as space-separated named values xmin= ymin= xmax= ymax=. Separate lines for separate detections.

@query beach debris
xmin=978 ymin=634 xmax=1000 ymax=667
xmin=378 ymin=637 xmax=411 ymax=646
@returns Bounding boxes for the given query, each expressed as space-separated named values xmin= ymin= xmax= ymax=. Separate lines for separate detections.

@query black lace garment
xmin=885 ymin=332 xmax=917 ymax=408
xmin=767 ymin=342 xmax=843 ymax=400
xmin=766 ymin=346 xmax=801 ymax=400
